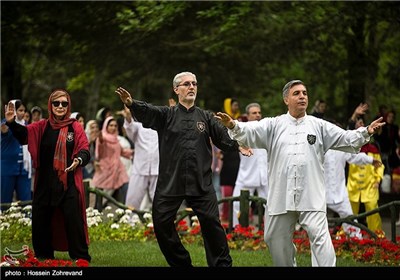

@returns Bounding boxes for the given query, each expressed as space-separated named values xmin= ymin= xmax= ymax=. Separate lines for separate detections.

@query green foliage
xmin=0 ymin=205 xmax=32 ymax=244
xmin=67 ymin=70 xmax=95 ymax=92
xmin=117 ymin=2 xmax=188 ymax=34
xmin=1 ymin=1 xmax=400 ymax=123
xmin=85 ymin=206 xmax=156 ymax=243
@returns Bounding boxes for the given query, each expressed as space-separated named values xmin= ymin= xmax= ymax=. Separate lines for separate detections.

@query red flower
xmin=75 ymin=259 xmax=89 ymax=267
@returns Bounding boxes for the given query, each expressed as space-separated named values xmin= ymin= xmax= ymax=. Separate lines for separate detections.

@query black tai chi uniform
xmin=128 ymin=101 xmax=239 ymax=267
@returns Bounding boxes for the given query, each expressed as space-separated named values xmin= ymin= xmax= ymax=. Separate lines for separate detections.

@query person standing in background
xmin=95 ymin=107 xmax=112 ymax=131
xmin=31 ymin=106 xmax=43 ymax=123
xmin=347 ymin=103 xmax=369 ymax=130
xmin=310 ymin=99 xmax=327 ymax=119
xmin=83 ymin=120 xmax=99 ymax=180
xmin=24 ymin=110 xmax=32 ymax=124
xmin=347 ymin=117 xmax=385 ymax=235
xmin=29 ymin=105 xmax=45 ymax=196
xmin=232 ymin=103 xmax=268 ymax=228
xmin=374 ymin=110 xmax=400 ymax=175
xmin=70 ymin=112 xmax=85 ymax=129
xmin=122 ymin=105 xmax=159 ymax=211
xmin=116 ymin=115 xmax=134 ymax=204
xmin=324 ymin=148 xmax=381 ymax=239
xmin=219 ymin=97 xmax=244 ymax=223
xmin=92 ymin=116 xmax=131 ymax=209
xmin=211 ymin=143 xmax=223 ymax=201
xmin=1 ymin=99 xmax=32 ymax=208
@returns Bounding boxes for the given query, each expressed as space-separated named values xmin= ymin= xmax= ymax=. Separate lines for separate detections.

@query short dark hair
xmin=282 ymin=80 xmax=304 ymax=99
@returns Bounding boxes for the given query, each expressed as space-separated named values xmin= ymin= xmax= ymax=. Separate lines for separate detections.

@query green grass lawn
xmin=2 ymin=240 xmax=372 ymax=267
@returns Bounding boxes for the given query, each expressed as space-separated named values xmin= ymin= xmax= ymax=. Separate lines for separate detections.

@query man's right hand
xmin=215 ymin=112 xmax=235 ymax=129
xmin=115 ymin=87 xmax=133 ymax=106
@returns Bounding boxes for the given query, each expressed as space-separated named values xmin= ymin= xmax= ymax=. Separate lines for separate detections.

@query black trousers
xmin=31 ymin=185 xmax=91 ymax=262
xmin=152 ymin=192 xmax=232 ymax=267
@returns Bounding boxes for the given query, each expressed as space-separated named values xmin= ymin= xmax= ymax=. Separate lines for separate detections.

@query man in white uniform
xmin=232 ymin=103 xmax=268 ymax=228
xmin=215 ymin=79 xmax=385 ymax=267
xmin=324 ymin=149 xmax=381 ymax=239
xmin=123 ymin=106 xmax=159 ymax=211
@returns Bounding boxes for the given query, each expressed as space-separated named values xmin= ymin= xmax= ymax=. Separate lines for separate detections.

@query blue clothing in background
xmin=1 ymin=119 xmax=32 ymax=206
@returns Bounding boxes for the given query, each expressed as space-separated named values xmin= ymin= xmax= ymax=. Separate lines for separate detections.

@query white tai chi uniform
xmin=232 ymin=149 xmax=268 ymax=227
xmin=124 ymin=119 xmax=159 ymax=210
xmin=228 ymin=112 xmax=371 ymax=267
xmin=324 ymin=149 xmax=373 ymax=239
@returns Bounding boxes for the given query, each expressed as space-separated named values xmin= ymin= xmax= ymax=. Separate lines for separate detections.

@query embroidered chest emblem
xmin=197 ymin=122 xmax=206 ymax=133
xmin=307 ymin=134 xmax=316 ymax=145
xmin=67 ymin=132 xmax=74 ymax=142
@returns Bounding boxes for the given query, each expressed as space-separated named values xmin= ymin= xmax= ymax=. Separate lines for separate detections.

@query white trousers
xmin=125 ymin=174 xmax=157 ymax=210
xmin=232 ymin=186 xmax=267 ymax=227
xmin=264 ymin=209 xmax=336 ymax=267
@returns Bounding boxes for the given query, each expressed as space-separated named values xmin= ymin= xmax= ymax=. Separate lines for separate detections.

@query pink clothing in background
xmin=92 ymin=116 xmax=129 ymax=190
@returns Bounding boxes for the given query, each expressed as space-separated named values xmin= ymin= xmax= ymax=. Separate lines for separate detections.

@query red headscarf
xmin=48 ymin=89 xmax=75 ymax=190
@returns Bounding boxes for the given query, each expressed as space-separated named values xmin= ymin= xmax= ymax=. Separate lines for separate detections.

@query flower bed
xmin=1 ymin=204 xmax=399 ymax=266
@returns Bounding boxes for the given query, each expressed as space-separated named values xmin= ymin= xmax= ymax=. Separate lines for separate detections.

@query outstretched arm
xmin=115 ymin=87 xmax=133 ymax=106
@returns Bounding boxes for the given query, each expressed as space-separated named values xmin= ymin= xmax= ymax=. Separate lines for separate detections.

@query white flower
xmin=9 ymin=213 xmax=23 ymax=219
xmin=119 ymin=214 xmax=131 ymax=224
xmin=192 ymin=221 xmax=199 ymax=227
xmin=107 ymin=213 xmax=114 ymax=219
xmin=23 ymin=205 xmax=32 ymax=211
xmin=8 ymin=205 xmax=22 ymax=213
xmin=191 ymin=215 xmax=198 ymax=221
xmin=143 ymin=213 xmax=152 ymax=220
xmin=115 ymin=208 xmax=124 ymax=215
xmin=86 ymin=214 xmax=103 ymax=227
xmin=124 ymin=209 xmax=132 ymax=215
xmin=111 ymin=223 xmax=120 ymax=229
xmin=18 ymin=218 xmax=31 ymax=226
xmin=87 ymin=220 xmax=99 ymax=228
xmin=0 ymin=222 xmax=11 ymax=230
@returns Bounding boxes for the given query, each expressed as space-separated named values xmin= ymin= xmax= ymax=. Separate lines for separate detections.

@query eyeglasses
xmin=176 ymin=81 xmax=198 ymax=88
xmin=52 ymin=101 xmax=69 ymax=107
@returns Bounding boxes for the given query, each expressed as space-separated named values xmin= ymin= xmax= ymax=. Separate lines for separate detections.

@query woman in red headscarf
xmin=4 ymin=89 xmax=91 ymax=263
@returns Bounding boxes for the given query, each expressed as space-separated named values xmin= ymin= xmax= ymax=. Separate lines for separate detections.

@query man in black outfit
xmin=116 ymin=71 xmax=249 ymax=267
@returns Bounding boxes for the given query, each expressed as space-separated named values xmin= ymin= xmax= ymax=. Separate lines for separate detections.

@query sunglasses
xmin=52 ymin=101 xmax=69 ymax=107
